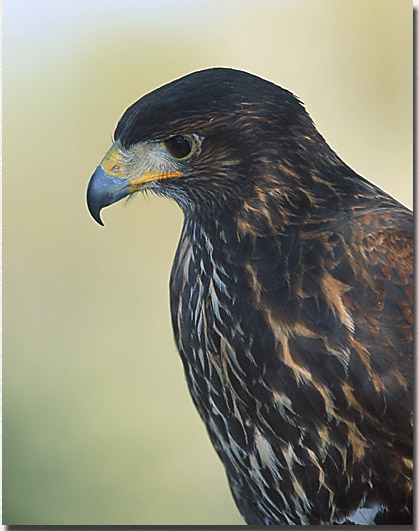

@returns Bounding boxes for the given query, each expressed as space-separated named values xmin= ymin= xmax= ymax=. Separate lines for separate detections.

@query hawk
xmin=87 ymin=68 xmax=413 ymax=525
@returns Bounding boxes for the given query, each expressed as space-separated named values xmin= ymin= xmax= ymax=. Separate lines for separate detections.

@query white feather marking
xmin=346 ymin=503 xmax=382 ymax=525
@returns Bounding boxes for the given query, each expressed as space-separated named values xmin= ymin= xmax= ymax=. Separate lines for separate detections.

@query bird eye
xmin=164 ymin=135 xmax=192 ymax=159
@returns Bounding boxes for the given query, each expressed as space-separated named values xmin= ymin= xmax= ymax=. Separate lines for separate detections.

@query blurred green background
xmin=3 ymin=0 xmax=412 ymax=525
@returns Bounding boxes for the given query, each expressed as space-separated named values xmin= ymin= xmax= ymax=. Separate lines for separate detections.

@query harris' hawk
xmin=86 ymin=68 xmax=413 ymax=525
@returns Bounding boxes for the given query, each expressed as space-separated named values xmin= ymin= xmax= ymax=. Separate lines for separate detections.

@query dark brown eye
xmin=164 ymin=135 xmax=192 ymax=159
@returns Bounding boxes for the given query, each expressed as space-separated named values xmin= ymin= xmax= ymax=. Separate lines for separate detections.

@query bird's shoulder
xmin=342 ymin=206 xmax=413 ymax=328
xmin=239 ymin=204 xmax=413 ymax=429
xmin=349 ymin=206 xmax=413 ymax=266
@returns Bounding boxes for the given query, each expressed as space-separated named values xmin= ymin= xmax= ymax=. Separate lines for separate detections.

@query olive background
xmin=3 ymin=0 xmax=412 ymax=525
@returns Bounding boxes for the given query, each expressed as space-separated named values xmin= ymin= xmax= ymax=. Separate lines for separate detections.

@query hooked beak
xmin=86 ymin=143 xmax=130 ymax=226
xmin=86 ymin=165 xmax=130 ymax=226
xmin=86 ymin=142 xmax=182 ymax=225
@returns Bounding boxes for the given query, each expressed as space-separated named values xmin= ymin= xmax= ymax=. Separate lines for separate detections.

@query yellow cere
xmin=101 ymin=144 xmax=125 ymax=177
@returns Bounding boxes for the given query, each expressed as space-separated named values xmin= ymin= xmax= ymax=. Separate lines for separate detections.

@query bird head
xmin=87 ymin=68 xmax=331 ymax=225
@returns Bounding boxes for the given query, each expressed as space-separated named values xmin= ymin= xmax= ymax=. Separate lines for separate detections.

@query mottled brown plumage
xmin=87 ymin=68 xmax=413 ymax=525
